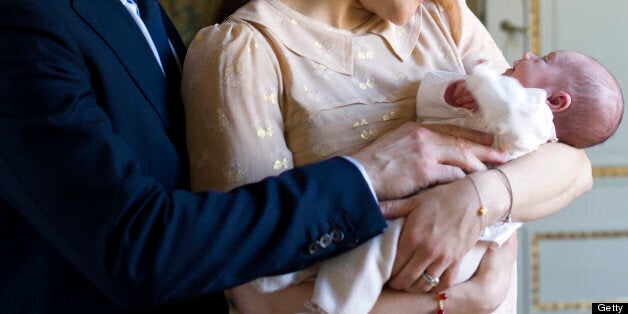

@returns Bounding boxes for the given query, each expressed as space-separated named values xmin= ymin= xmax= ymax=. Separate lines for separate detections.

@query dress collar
xmin=232 ymin=0 xmax=422 ymax=75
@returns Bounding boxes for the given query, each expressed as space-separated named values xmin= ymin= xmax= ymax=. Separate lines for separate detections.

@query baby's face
xmin=503 ymin=51 xmax=563 ymax=90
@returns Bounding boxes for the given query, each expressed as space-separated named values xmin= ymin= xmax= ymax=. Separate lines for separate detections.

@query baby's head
xmin=503 ymin=50 xmax=624 ymax=148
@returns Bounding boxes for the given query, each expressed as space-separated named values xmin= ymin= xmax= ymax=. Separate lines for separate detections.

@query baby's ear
xmin=547 ymin=91 xmax=572 ymax=112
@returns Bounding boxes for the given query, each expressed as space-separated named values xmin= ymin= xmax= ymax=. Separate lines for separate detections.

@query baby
xmin=252 ymin=50 xmax=624 ymax=314
xmin=419 ymin=50 xmax=624 ymax=157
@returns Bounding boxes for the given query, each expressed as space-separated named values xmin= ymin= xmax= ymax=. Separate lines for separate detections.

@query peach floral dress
xmin=182 ymin=0 xmax=515 ymax=312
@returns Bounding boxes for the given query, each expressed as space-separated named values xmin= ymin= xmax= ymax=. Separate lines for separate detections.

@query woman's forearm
xmin=370 ymin=287 xmax=440 ymax=314
xmin=234 ymin=283 xmax=483 ymax=314
xmin=233 ymin=281 xmax=450 ymax=314
xmin=473 ymin=142 xmax=592 ymax=224
xmin=230 ymin=283 xmax=311 ymax=313
xmin=232 ymin=229 xmax=519 ymax=314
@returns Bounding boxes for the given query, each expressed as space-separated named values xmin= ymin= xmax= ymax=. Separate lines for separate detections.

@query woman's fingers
xmin=422 ymin=123 xmax=493 ymax=146
xmin=436 ymin=258 xmax=462 ymax=290
xmin=424 ymin=125 xmax=508 ymax=166
xmin=350 ymin=123 xmax=506 ymax=202
xmin=387 ymin=249 xmax=433 ymax=292
xmin=387 ymin=179 xmax=486 ymax=293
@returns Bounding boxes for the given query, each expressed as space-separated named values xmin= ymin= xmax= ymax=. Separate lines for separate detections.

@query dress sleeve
xmin=183 ymin=21 xmax=291 ymax=192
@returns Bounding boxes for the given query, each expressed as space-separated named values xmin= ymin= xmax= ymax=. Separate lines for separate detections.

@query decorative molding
xmin=593 ymin=166 xmax=628 ymax=178
xmin=531 ymin=230 xmax=628 ymax=311
xmin=529 ymin=0 xmax=540 ymax=55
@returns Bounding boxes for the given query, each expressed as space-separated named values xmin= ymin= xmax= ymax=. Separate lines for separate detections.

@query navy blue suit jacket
xmin=0 ymin=1 xmax=386 ymax=312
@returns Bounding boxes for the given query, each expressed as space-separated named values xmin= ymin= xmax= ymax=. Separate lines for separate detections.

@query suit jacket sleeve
xmin=0 ymin=2 xmax=386 ymax=309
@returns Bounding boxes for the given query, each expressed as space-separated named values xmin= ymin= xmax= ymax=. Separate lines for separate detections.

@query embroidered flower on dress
xmin=259 ymin=86 xmax=278 ymax=105
xmin=360 ymin=128 xmax=379 ymax=140
xmin=355 ymin=39 xmax=375 ymax=61
xmin=270 ymin=149 xmax=292 ymax=170
xmin=392 ymin=72 xmax=408 ymax=85
xmin=204 ymin=107 xmax=230 ymax=134
xmin=382 ymin=111 xmax=397 ymax=121
xmin=281 ymin=17 xmax=299 ymax=28
xmin=351 ymin=70 xmax=375 ymax=90
xmin=250 ymin=118 xmax=275 ymax=138
xmin=313 ymin=39 xmax=333 ymax=58
xmin=223 ymin=157 xmax=247 ymax=187
xmin=223 ymin=61 xmax=245 ymax=88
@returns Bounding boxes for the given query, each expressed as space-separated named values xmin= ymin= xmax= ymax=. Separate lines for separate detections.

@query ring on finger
xmin=421 ymin=272 xmax=440 ymax=286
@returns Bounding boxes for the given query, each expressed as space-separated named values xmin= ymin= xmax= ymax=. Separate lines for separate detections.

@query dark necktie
xmin=136 ymin=0 xmax=187 ymax=156
xmin=137 ymin=0 xmax=180 ymax=82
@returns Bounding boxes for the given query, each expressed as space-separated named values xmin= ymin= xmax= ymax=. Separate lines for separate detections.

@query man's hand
xmin=349 ymin=122 xmax=507 ymax=218
xmin=445 ymin=80 xmax=478 ymax=111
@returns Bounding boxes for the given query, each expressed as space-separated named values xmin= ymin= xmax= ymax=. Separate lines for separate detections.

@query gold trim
xmin=529 ymin=0 xmax=540 ymax=55
xmin=531 ymin=230 xmax=628 ymax=311
xmin=593 ymin=166 xmax=628 ymax=177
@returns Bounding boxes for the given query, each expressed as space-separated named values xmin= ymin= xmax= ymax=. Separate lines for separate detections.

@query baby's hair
xmin=552 ymin=50 xmax=624 ymax=148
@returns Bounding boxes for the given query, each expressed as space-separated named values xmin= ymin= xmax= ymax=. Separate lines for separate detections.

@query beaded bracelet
xmin=494 ymin=168 xmax=513 ymax=223
xmin=437 ymin=291 xmax=447 ymax=314
xmin=467 ymin=175 xmax=487 ymax=237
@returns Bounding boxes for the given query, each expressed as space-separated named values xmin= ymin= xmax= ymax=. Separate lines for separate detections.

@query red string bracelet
xmin=437 ymin=291 xmax=447 ymax=314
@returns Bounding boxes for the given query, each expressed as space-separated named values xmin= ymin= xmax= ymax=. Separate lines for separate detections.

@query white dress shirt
xmin=119 ymin=0 xmax=182 ymax=74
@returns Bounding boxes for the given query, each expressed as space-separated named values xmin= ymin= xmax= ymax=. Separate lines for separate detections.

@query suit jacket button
xmin=330 ymin=229 xmax=345 ymax=242
xmin=308 ymin=242 xmax=319 ymax=255
xmin=319 ymin=234 xmax=332 ymax=248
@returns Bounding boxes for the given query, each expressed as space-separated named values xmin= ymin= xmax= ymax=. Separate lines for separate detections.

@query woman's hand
xmin=371 ymin=234 xmax=518 ymax=314
xmin=383 ymin=176 xmax=491 ymax=292
xmin=350 ymin=122 xmax=507 ymax=218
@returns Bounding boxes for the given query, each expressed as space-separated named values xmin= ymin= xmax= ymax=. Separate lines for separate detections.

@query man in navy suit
xmin=0 ymin=0 xmax=509 ymax=312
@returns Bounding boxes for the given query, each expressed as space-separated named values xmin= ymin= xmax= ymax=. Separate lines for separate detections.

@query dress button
xmin=319 ymin=233 xmax=332 ymax=248
xmin=330 ymin=229 xmax=345 ymax=242
xmin=308 ymin=242 xmax=319 ymax=255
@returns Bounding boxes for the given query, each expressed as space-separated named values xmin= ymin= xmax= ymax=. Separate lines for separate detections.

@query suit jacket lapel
xmin=72 ymin=0 xmax=171 ymax=129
